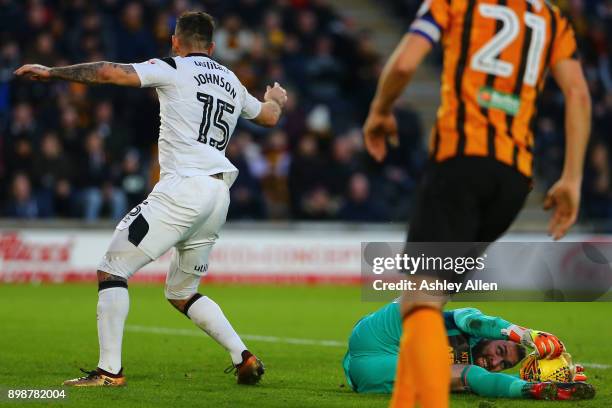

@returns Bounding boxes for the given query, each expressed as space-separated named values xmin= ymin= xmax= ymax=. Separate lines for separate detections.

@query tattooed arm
xmin=14 ymin=62 xmax=141 ymax=87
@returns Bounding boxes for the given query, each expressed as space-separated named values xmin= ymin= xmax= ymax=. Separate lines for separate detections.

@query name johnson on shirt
xmin=193 ymin=72 xmax=237 ymax=99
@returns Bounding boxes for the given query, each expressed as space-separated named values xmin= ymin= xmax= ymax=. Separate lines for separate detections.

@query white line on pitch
xmin=125 ymin=325 xmax=345 ymax=347
xmin=124 ymin=325 xmax=612 ymax=369
xmin=581 ymin=363 xmax=612 ymax=369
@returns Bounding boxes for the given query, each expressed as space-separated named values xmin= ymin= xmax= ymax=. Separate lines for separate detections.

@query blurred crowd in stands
xmin=1 ymin=0 xmax=611 ymax=228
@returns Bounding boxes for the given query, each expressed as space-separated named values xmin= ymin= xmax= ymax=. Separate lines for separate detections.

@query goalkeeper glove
xmin=502 ymin=325 xmax=565 ymax=359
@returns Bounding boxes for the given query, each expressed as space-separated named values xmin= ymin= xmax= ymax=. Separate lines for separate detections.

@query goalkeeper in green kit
xmin=343 ymin=303 xmax=595 ymax=400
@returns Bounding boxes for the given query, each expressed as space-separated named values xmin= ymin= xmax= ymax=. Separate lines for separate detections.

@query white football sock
xmin=97 ymin=287 xmax=129 ymax=375
xmin=187 ymin=296 xmax=247 ymax=365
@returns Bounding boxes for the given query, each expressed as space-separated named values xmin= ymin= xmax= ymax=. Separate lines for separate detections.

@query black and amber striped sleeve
xmin=549 ymin=9 xmax=578 ymax=67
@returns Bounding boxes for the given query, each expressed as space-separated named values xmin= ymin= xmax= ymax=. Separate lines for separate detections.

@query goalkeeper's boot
xmin=224 ymin=350 xmax=265 ymax=385
xmin=529 ymin=381 xmax=595 ymax=400
xmin=63 ymin=368 xmax=126 ymax=387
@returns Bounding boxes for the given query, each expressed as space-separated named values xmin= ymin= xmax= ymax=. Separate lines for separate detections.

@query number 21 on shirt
xmin=470 ymin=4 xmax=546 ymax=86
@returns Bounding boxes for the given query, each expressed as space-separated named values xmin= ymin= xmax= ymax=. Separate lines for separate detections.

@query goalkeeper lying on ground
xmin=343 ymin=303 xmax=595 ymax=400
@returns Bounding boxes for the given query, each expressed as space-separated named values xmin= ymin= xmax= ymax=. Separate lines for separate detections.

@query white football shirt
xmin=131 ymin=53 xmax=262 ymax=187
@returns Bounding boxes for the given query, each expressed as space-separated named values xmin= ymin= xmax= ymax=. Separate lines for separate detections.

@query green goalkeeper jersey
xmin=343 ymin=302 xmax=514 ymax=392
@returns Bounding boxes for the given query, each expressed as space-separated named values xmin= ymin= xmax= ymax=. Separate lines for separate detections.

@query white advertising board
xmin=1 ymin=226 xmax=607 ymax=286
xmin=0 ymin=226 xmax=403 ymax=283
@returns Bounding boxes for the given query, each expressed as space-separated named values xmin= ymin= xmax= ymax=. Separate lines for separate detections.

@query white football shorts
xmin=98 ymin=173 xmax=230 ymax=299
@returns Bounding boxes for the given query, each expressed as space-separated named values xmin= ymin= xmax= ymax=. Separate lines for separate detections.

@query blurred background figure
xmin=4 ymin=172 xmax=38 ymax=218
xmin=32 ymin=131 xmax=74 ymax=217
xmin=79 ymin=131 xmax=126 ymax=222
xmin=214 ymin=14 xmax=254 ymax=64
xmin=583 ymin=141 xmax=612 ymax=230
xmin=119 ymin=149 xmax=147 ymax=210
xmin=338 ymin=173 xmax=385 ymax=222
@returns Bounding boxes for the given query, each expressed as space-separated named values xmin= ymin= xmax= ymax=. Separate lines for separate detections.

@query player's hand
xmin=14 ymin=64 xmax=52 ymax=81
xmin=503 ymin=325 xmax=565 ymax=359
xmin=526 ymin=331 xmax=566 ymax=359
xmin=543 ymin=178 xmax=580 ymax=240
xmin=362 ymin=110 xmax=398 ymax=162
xmin=264 ymin=82 xmax=287 ymax=109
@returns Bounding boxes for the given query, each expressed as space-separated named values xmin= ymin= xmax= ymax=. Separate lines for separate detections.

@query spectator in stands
xmin=5 ymin=137 xmax=34 ymax=182
xmin=23 ymin=32 xmax=58 ymax=67
xmin=338 ymin=173 xmax=386 ymax=222
xmin=295 ymin=10 xmax=318 ymax=53
xmin=328 ymin=135 xmax=364 ymax=196
xmin=263 ymin=10 xmax=285 ymax=51
xmin=288 ymin=135 xmax=326 ymax=218
xmin=304 ymin=36 xmax=343 ymax=104
xmin=57 ymin=105 xmax=84 ymax=157
xmin=348 ymin=30 xmax=381 ymax=122
xmin=227 ymin=132 xmax=267 ymax=219
xmin=261 ymin=129 xmax=290 ymax=218
xmin=8 ymin=102 xmax=37 ymax=141
xmin=582 ymin=141 xmax=612 ymax=224
xmin=116 ymin=2 xmax=155 ymax=62
xmin=66 ymin=10 xmax=116 ymax=61
xmin=280 ymin=34 xmax=307 ymax=91
xmin=79 ymin=131 xmax=126 ymax=221
xmin=301 ymin=186 xmax=337 ymax=221
xmin=119 ymin=149 xmax=148 ymax=210
xmin=32 ymin=131 xmax=74 ymax=217
xmin=214 ymin=14 xmax=254 ymax=64
xmin=92 ymin=100 xmax=131 ymax=163
xmin=4 ymin=172 xmax=38 ymax=218
xmin=280 ymin=88 xmax=307 ymax=149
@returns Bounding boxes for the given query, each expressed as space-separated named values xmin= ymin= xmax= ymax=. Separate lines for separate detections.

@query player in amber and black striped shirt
xmin=363 ymin=1 xmax=591 ymax=407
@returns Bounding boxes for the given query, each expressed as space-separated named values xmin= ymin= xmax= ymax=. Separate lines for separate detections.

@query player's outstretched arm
xmin=453 ymin=308 xmax=514 ymax=339
xmin=453 ymin=308 xmax=565 ymax=359
xmin=251 ymin=82 xmax=287 ymax=128
xmin=363 ymin=33 xmax=431 ymax=162
xmin=543 ymin=59 xmax=591 ymax=240
xmin=14 ymin=62 xmax=141 ymax=87
xmin=452 ymin=364 xmax=527 ymax=397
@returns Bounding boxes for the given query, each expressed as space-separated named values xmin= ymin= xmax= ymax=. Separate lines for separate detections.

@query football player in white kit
xmin=14 ymin=11 xmax=287 ymax=387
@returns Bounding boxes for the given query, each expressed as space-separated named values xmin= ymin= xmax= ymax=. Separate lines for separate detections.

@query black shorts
xmin=408 ymin=156 xmax=531 ymax=243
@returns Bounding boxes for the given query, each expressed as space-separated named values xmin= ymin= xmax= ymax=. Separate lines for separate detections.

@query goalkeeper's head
xmin=472 ymin=340 xmax=527 ymax=372
xmin=172 ymin=11 xmax=216 ymax=56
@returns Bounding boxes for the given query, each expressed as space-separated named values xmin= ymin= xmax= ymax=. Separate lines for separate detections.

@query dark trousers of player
xmin=408 ymin=156 xmax=531 ymax=242
xmin=404 ymin=156 xmax=531 ymax=293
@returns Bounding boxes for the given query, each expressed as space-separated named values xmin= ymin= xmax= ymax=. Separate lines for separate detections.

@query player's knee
xmin=166 ymin=293 xmax=202 ymax=315
xmin=167 ymin=297 xmax=188 ymax=312
xmin=164 ymin=266 xmax=201 ymax=307
xmin=164 ymin=281 xmax=198 ymax=301
xmin=165 ymin=278 xmax=199 ymax=313
xmin=97 ymin=270 xmax=128 ymax=291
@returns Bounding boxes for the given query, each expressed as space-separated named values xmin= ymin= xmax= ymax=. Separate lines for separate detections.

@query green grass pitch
xmin=1 ymin=284 xmax=610 ymax=407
